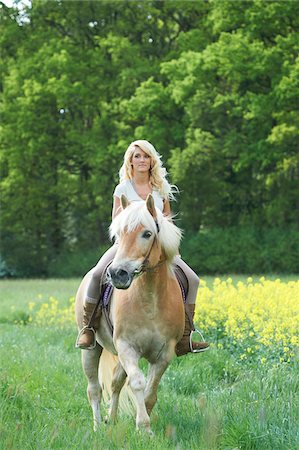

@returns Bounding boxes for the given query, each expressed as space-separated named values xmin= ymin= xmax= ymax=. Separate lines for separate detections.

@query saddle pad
xmin=174 ymin=264 xmax=189 ymax=304
xmin=102 ymin=282 xmax=113 ymax=308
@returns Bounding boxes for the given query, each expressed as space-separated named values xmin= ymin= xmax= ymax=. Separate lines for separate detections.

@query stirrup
xmin=75 ymin=326 xmax=97 ymax=350
xmin=189 ymin=328 xmax=209 ymax=353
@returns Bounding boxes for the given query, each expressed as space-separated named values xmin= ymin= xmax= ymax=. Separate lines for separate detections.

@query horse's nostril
xmin=108 ymin=266 xmax=130 ymax=283
xmin=108 ymin=266 xmax=131 ymax=289
xmin=116 ymin=269 xmax=128 ymax=279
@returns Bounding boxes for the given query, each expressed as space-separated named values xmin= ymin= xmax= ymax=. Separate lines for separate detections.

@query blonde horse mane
xmin=109 ymin=201 xmax=182 ymax=261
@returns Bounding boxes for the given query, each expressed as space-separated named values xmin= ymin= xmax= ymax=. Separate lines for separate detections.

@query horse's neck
xmin=131 ymin=264 xmax=176 ymax=322
xmin=135 ymin=263 xmax=171 ymax=300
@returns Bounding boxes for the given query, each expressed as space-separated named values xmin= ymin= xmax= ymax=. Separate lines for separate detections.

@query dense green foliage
xmin=1 ymin=1 xmax=298 ymax=276
xmin=182 ymin=226 xmax=299 ymax=274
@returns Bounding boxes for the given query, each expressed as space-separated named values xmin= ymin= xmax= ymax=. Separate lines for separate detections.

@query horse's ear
xmin=146 ymin=194 xmax=157 ymax=219
xmin=120 ymin=194 xmax=130 ymax=210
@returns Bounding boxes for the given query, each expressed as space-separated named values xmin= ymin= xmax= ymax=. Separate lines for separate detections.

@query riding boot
xmin=175 ymin=304 xmax=209 ymax=356
xmin=76 ymin=302 xmax=101 ymax=350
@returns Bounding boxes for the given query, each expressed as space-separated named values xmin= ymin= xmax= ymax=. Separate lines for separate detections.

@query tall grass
xmin=0 ymin=277 xmax=298 ymax=449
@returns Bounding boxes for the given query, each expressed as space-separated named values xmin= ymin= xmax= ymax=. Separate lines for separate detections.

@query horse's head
xmin=107 ymin=194 xmax=181 ymax=289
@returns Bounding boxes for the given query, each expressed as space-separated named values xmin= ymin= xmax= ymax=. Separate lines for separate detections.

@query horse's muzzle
xmin=107 ymin=266 xmax=133 ymax=289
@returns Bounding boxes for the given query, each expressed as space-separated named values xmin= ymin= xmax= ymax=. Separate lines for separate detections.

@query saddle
xmin=93 ymin=264 xmax=189 ymax=335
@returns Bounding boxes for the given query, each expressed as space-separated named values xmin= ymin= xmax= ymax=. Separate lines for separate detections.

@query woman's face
xmin=131 ymin=147 xmax=151 ymax=175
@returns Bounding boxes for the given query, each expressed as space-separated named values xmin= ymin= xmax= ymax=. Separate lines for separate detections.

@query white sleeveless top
xmin=113 ymin=180 xmax=164 ymax=212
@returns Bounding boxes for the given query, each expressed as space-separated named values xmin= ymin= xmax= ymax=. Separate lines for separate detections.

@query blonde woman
xmin=76 ymin=140 xmax=209 ymax=355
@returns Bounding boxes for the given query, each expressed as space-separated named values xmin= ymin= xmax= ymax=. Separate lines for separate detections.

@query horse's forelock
xmin=110 ymin=203 xmax=156 ymax=239
xmin=110 ymin=203 xmax=182 ymax=259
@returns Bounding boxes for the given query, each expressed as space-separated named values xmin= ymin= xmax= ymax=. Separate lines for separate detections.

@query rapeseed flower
xmin=28 ymin=277 xmax=299 ymax=365
xmin=30 ymin=296 xmax=75 ymax=327
xmin=195 ymin=277 xmax=299 ymax=365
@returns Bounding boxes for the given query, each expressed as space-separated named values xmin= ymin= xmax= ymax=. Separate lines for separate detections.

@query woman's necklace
xmin=131 ymin=179 xmax=152 ymax=200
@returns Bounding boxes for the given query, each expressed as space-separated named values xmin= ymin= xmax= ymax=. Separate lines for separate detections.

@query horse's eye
xmin=142 ymin=230 xmax=152 ymax=239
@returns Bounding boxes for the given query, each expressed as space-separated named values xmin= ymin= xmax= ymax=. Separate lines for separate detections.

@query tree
xmin=162 ymin=0 xmax=299 ymax=228
xmin=1 ymin=0 xmax=298 ymax=275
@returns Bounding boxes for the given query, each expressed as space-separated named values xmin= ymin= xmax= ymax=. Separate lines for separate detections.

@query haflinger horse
xmin=75 ymin=193 xmax=185 ymax=434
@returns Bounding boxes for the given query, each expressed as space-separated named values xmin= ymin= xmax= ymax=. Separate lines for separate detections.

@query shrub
xmin=47 ymin=245 xmax=110 ymax=278
xmin=181 ymin=226 xmax=299 ymax=274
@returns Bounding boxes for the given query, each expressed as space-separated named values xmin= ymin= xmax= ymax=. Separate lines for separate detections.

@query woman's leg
xmin=173 ymin=256 xmax=209 ymax=356
xmin=76 ymin=245 xmax=118 ymax=349
xmin=85 ymin=245 xmax=118 ymax=305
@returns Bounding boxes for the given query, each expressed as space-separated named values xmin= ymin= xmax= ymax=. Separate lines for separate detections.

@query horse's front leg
xmin=82 ymin=344 xmax=103 ymax=431
xmin=145 ymin=343 xmax=175 ymax=415
xmin=116 ymin=340 xmax=151 ymax=434
xmin=108 ymin=361 xmax=127 ymax=423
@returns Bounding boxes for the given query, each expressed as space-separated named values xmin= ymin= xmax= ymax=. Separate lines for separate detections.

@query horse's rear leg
xmin=108 ymin=362 xmax=127 ymax=422
xmin=82 ymin=344 xmax=103 ymax=431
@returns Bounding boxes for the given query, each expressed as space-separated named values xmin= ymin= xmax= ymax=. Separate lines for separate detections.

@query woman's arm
xmin=112 ymin=196 xmax=121 ymax=220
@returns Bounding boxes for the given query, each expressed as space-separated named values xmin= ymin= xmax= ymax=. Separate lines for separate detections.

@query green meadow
xmin=0 ymin=278 xmax=298 ymax=449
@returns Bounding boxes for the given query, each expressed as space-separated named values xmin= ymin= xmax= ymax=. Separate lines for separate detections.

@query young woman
xmin=76 ymin=140 xmax=209 ymax=355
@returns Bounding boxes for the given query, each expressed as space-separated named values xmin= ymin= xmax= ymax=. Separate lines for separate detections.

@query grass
xmin=0 ymin=277 xmax=298 ymax=449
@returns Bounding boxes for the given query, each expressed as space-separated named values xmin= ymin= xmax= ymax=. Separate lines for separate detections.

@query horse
xmin=75 ymin=194 xmax=185 ymax=434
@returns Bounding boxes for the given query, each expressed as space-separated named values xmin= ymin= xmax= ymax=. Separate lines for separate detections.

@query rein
xmin=133 ymin=219 xmax=166 ymax=276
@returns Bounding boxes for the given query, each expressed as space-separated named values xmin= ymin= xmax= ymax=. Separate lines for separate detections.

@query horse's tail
xmin=99 ymin=349 xmax=135 ymax=416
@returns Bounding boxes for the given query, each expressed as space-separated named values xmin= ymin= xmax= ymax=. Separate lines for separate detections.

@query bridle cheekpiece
xmin=133 ymin=219 xmax=164 ymax=276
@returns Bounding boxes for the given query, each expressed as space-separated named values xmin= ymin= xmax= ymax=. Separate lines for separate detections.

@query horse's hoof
xmin=136 ymin=425 xmax=154 ymax=437
xmin=147 ymin=429 xmax=155 ymax=438
xmin=93 ymin=421 xmax=101 ymax=432
xmin=105 ymin=414 xmax=117 ymax=424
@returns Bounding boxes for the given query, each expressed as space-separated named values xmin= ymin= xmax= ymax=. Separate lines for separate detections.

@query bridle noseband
xmin=133 ymin=219 xmax=165 ymax=276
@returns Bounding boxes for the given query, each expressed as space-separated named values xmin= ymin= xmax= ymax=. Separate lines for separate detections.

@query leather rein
xmin=133 ymin=219 xmax=166 ymax=277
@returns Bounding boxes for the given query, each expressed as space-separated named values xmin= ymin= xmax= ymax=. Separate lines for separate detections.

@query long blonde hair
xmin=119 ymin=140 xmax=177 ymax=200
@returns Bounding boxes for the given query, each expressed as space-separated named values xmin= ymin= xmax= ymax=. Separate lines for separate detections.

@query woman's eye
xmin=142 ymin=231 xmax=152 ymax=239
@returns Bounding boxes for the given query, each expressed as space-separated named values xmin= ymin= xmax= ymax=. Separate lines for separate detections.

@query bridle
xmin=133 ymin=219 xmax=166 ymax=276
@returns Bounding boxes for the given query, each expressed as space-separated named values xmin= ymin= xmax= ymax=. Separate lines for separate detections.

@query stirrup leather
xmin=75 ymin=326 xmax=96 ymax=350
xmin=189 ymin=328 xmax=209 ymax=353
